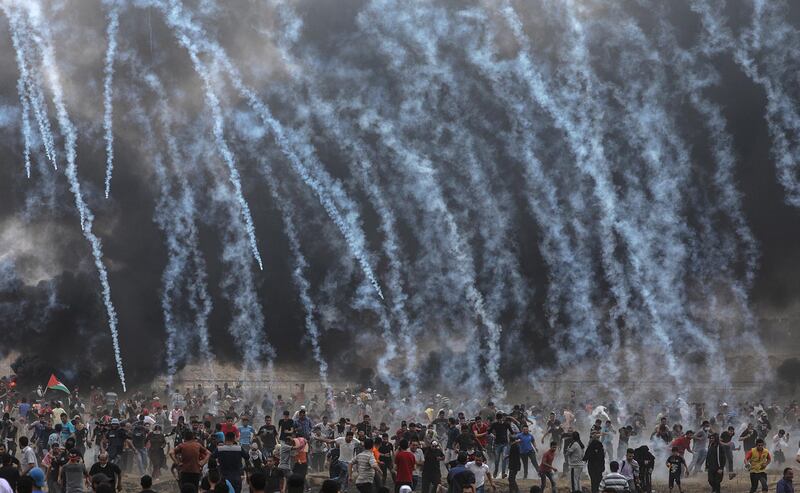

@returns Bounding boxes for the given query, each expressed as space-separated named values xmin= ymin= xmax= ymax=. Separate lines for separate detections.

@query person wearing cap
xmin=294 ymin=410 xmax=313 ymax=441
xmin=104 ymin=419 xmax=131 ymax=465
xmin=213 ymin=431 xmax=249 ymax=493
xmin=59 ymin=449 xmax=90 ymax=493
xmin=26 ymin=467 xmax=47 ymax=493
xmin=421 ymin=440 xmax=445 ymax=493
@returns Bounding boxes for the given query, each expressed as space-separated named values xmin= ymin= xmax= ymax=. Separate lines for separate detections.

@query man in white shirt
xmin=465 ymin=454 xmax=495 ymax=493
xmin=19 ymin=436 xmax=37 ymax=474
xmin=323 ymin=431 xmax=361 ymax=486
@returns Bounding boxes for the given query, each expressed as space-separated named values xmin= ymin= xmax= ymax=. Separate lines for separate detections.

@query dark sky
xmin=1 ymin=0 xmax=799 ymax=395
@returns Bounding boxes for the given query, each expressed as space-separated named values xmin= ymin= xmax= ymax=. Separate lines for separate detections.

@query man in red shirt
xmin=670 ymin=431 xmax=694 ymax=457
xmin=471 ymin=417 xmax=489 ymax=451
xmin=394 ymin=439 xmax=416 ymax=493
xmin=220 ymin=416 xmax=240 ymax=440
xmin=539 ymin=441 xmax=559 ymax=493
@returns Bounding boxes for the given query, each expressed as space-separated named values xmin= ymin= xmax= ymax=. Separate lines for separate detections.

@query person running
xmin=720 ymin=425 xmax=737 ymax=480
xmin=214 ymin=432 xmax=250 ymax=493
xmin=745 ymin=438 xmax=771 ymax=493
xmin=618 ymin=449 xmax=639 ymax=493
xmin=465 ymin=454 xmax=495 ymax=493
xmin=88 ymin=453 xmax=122 ymax=492
xmin=170 ymin=430 xmax=210 ymax=488
xmin=584 ymin=432 xmax=605 ymax=493
xmin=394 ymin=439 xmax=416 ymax=493
xmin=538 ymin=442 xmax=558 ymax=493
xmin=705 ymin=433 xmax=726 ymax=493
xmin=508 ymin=437 xmax=521 ymax=493
xmin=488 ymin=414 xmax=512 ymax=479
xmin=515 ymin=426 xmax=538 ymax=479
xmin=350 ymin=438 xmax=382 ymax=493
xmin=59 ymin=449 xmax=90 ymax=493
xmin=665 ymin=447 xmax=687 ymax=493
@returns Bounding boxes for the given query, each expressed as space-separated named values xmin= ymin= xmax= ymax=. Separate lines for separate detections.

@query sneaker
xmin=729 ymin=473 xmax=737 ymax=480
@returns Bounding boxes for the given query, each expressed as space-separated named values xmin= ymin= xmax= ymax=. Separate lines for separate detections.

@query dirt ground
xmin=131 ymin=470 xmax=788 ymax=493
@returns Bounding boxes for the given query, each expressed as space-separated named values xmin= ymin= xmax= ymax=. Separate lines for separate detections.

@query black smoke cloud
xmin=0 ymin=0 xmax=799 ymax=394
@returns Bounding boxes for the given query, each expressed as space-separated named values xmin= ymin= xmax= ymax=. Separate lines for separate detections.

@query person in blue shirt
xmin=59 ymin=414 xmax=75 ymax=444
xmin=239 ymin=417 xmax=255 ymax=452
xmin=515 ymin=426 xmax=539 ymax=479
xmin=293 ymin=410 xmax=313 ymax=440
xmin=777 ymin=468 xmax=794 ymax=493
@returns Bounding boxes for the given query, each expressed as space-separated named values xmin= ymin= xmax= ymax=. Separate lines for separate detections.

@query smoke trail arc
xmin=7 ymin=1 xmax=127 ymax=390
xmin=102 ymin=4 xmax=119 ymax=199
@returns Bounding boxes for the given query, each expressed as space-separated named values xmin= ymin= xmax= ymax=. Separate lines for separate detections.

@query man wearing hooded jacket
xmin=705 ymin=433 xmax=727 ymax=493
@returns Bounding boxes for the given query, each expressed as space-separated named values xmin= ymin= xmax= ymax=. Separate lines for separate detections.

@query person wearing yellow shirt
xmin=745 ymin=438 xmax=772 ymax=493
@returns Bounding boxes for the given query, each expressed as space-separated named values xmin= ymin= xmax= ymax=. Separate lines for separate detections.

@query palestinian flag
xmin=47 ymin=374 xmax=70 ymax=394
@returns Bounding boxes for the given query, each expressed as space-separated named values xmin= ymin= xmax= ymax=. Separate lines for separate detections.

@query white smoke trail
xmin=121 ymin=51 xmax=217 ymax=375
xmin=2 ymin=6 xmax=55 ymax=173
xmin=350 ymin=1 xmax=511 ymax=400
xmin=495 ymin=0 xmax=687 ymax=385
xmin=462 ymin=9 xmax=603 ymax=376
xmin=262 ymin=167 xmax=332 ymax=396
xmin=14 ymin=1 xmax=126 ymax=390
xmin=267 ymin=0 xmax=409 ymax=397
xmin=102 ymin=4 xmax=119 ymax=199
xmin=181 ymin=46 xmax=264 ymax=271
xmin=156 ymin=0 xmax=384 ymax=300
xmin=5 ymin=10 xmax=32 ymax=178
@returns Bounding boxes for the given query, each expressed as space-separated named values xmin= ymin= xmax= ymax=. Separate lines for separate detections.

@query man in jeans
xmin=538 ymin=442 xmax=558 ymax=493
xmin=489 ymin=414 xmax=511 ymax=479
xmin=515 ymin=426 xmax=538 ymax=479
xmin=745 ymin=438 xmax=771 ymax=493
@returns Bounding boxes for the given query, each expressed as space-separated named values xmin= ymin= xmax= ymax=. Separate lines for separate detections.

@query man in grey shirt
xmin=60 ymin=450 xmax=90 ymax=493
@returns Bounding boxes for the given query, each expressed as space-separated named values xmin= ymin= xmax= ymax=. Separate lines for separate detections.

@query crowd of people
xmin=0 ymin=378 xmax=798 ymax=493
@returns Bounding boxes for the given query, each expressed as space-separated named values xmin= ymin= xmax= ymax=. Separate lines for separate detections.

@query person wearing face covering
xmin=565 ymin=432 xmax=585 ymax=493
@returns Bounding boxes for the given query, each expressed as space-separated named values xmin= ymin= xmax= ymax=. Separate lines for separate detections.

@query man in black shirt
xmin=489 ymin=414 xmax=512 ymax=478
xmin=258 ymin=456 xmax=285 ymax=493
xmin=0 ymin=453 xmax=20 ymax=492
xmin=104 ymin=420 xmax=130 ymax=464
xmin=214 ymin=432 xmax=250 ymax=493
xmin=257 ymin=416 xmax=278 ymax=457
xmin=89 ymin=453 xmax=123 ymax=492
xmin=277 ymin=412 xmax=294 ymax=442
xmin=356 ymin=416 xmax=373 ymax=437
xmin=131 ymin=421 xmax=148 ymax=475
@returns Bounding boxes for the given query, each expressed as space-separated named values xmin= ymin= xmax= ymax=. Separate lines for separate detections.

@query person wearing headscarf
xmin=583 ymin=432 xmax=605 ymax=493
xmin=565 ymin=432 xmax=585 ymax=493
